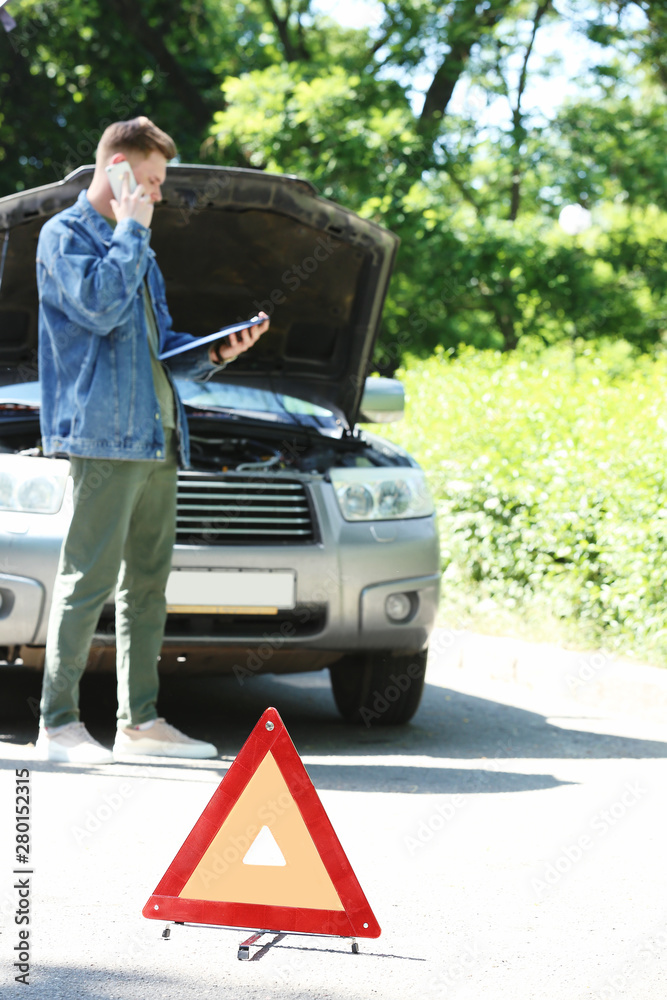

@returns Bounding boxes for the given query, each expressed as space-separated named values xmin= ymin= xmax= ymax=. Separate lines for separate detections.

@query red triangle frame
xmin=143 ymin=707 xmax=381 ymax=939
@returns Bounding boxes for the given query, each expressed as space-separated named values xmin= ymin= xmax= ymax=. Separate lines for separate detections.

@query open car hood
xmin=0 ymin=165 xmax=399 ymax=429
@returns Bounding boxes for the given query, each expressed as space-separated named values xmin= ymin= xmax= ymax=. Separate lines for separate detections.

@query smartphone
xmin=105 ymin=160 xmax=137 ymax=202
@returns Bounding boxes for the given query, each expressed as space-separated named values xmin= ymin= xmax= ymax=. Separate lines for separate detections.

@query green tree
xmin=208 ymin=1 xmax=667 ymax=360
xmin=0 ymin=0 xmax=272 ymax=191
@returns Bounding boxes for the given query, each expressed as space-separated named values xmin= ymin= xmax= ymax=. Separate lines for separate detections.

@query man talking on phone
xmin=35 ymin=116 xmax=269 ymax=763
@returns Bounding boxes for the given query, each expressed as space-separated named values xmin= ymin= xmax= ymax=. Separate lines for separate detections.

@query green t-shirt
xmin=105 ymin=217 xmax=175 ymax=430
xmin=142 ymin=281 xmax=176 ymax=429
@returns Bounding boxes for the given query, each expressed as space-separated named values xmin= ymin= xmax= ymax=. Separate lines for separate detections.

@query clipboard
xmin=158 ymin=316 xmax=264 ymax=361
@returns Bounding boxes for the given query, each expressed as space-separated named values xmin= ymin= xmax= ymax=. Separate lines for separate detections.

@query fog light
xmin=385 ymin=592 xmax=413 ymax=622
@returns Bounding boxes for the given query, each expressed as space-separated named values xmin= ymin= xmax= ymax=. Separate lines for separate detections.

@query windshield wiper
xmin=184 ymin=403 xmax=297 ymax=424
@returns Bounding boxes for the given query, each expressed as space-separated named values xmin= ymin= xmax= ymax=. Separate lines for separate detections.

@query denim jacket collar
xmin=77 ymin=190 xmax=114 ymax=246
xmin=76 ymin=191 xmax=156 ymax=263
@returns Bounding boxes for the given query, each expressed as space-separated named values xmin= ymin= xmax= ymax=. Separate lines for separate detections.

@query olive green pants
xmin=40 ymin=432 xmax=178 ymax=729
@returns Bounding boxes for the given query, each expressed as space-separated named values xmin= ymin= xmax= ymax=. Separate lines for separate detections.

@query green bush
xmin=379 ymin=340 xmax=667 ymax=665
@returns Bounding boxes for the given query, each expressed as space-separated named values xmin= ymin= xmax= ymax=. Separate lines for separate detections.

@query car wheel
xmin=329 ymin=649 xmax=428 ymax=726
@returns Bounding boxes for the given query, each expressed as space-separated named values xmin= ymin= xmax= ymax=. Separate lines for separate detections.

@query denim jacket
xmin=37 ymin=190 xmax=218 ymax=467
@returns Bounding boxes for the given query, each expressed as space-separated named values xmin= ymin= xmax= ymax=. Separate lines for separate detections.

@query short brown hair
xmin=96 ymin=116 xmax=177 ymax=163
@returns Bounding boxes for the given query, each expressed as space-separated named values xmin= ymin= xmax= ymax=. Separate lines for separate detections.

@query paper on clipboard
xmin=158 ymin=316 xmax=264 ymax=361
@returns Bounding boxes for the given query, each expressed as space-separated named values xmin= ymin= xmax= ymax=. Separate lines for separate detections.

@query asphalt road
xmin=1 ymin=634 xmax=666 ymax=999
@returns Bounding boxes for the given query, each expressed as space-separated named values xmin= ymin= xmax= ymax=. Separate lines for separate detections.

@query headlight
xmin=330 ymin=467 xmax=435 ymax=521
xmin=0 ymin=455 xmax=70 ymax=514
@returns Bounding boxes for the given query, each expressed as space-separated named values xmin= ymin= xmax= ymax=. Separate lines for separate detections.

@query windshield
xmin=0 ymin=382 xmax=41 ymax=407
xmin=175 ymin=379 xmax=341 ymax=431
xmin=0 ymin=379 xmax=342 ymax=432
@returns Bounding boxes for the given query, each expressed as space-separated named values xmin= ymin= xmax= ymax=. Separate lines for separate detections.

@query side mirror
xmin=359 ymin=377 xmax=405 ymax=423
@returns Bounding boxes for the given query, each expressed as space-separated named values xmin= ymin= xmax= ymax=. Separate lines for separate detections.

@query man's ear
xmin=109 ymin=152 xmax=126 ymax=164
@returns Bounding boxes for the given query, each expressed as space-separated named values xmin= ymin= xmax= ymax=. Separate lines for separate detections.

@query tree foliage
xmin=1 ymin=0 xmax=666 ymax=362
xmin=382 ymin=341 xmax=667 ymax=663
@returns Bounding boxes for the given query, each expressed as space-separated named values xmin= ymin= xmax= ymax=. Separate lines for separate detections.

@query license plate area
xmin=166 ymin=569 xmax=296 ymax=615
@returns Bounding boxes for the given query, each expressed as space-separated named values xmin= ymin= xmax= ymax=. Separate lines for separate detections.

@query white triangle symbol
xmin=242 ymin=826 xmax=287 ymax=867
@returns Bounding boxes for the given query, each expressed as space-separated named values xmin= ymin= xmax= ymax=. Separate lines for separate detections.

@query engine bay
xmin=0 ymin=407 xmax=408 ymax=472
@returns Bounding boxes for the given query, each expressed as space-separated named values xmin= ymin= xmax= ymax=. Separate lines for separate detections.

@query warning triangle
xmin=143 ymin=707 xmax=381 ymax=939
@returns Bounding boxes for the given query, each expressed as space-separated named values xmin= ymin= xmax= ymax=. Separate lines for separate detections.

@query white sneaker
xmin=36 ymin=722 xmax=114 ymax=764
xmin=113 ymin=718 xmax=217 ymax=759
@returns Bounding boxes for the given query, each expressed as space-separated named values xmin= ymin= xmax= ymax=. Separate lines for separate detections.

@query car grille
xmin=94 ymin=604 xmax=327 ymax=641
xmin=163 ymin=605 xmax=327 ymax=639
xmin=175 ymin=472 xmax=316 ymax=545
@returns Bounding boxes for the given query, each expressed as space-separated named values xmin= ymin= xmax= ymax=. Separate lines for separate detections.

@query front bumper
xmin=1 ymin=480 xmax=441 ymax=671
xmin=0 ymin=573 xmax=45 ymax=646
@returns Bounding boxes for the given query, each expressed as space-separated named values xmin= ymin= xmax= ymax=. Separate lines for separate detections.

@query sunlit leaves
xmin=380 ymin=341 xmax=667 ymax=660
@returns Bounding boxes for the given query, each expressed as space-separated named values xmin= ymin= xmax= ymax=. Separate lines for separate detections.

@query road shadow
xmin=15 ymin=963 xmax=380 ymax=1000
xmin=134 ymin=667 xmax=667 ymax=761
xmin=0 ymin=665 xmax=665 ymax=797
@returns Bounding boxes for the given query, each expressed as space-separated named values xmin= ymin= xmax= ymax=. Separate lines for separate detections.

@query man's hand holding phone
xmin=111 ymin=173 xmax=154 ymax=229
xmin=209 ymin=312 xmax=270 ymax=365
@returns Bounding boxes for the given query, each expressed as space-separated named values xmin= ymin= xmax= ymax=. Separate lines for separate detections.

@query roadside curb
xmin=430 ymin=629 xmax=667 ymax=722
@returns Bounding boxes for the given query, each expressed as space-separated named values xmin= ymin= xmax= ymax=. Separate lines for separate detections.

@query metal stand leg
xmin=238 ymin=931 xmax=265 ymax=961
xmin=159 ymin=924 xmax=363 ymax=959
